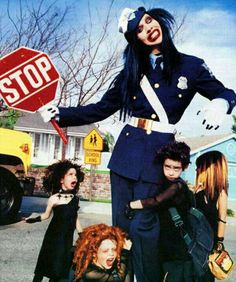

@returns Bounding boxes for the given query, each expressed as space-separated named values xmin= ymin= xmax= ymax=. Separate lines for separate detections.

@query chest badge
xmin=177 ymin=76 xmax=188 ymax=90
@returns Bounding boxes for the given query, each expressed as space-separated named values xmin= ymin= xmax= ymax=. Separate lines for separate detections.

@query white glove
xmin=38 ymin=104 xmax=59 ymax=123
xmin=197 ymin=99 xmax=229 ymax=130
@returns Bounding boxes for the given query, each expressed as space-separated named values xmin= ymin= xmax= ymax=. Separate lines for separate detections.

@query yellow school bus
xmin=0 ymin=128 xmax=35 ymax=224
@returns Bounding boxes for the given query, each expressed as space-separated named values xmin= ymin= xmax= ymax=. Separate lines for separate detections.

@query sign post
xmin=83 ymin=129 xmax=103 ymax=200
xmin=0 ymin=47 xmax=68 ymax=144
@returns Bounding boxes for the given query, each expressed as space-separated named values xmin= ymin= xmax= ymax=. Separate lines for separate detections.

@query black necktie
xmin=155 ymin=56 xmax=163 ymax=71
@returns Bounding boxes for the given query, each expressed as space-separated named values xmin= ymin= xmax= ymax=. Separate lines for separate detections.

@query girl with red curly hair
xmin=73 ymin=223 xmax=132 ymax=282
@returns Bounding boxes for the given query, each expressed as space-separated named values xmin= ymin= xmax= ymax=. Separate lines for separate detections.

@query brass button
xmin=151 ymin=114 xmax=157 ymax=119
xmin=133 ymin=96 xmax=137 ymax=100
xmin=178 ymin=93 xmax=182 ymax=98
xmin=126 ymin=132 xmax=130 ymax=136
xmin=154 ymin=83 xmax=160 ymax=88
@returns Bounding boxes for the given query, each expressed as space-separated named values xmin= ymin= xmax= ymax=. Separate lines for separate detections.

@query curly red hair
xmin=73 ymin=223 xmax=126 ymax=280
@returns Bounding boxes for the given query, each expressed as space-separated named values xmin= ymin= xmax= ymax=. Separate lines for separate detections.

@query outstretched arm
xmin=195 ymin=59 xmax=236 ymax=130
xmin=130 ymin=182 xmax=181 ymax=209
xmin=39 ymin=72 xmax=123 ymax=128
xmin=25 ymin=195 xmax=55 ymax=223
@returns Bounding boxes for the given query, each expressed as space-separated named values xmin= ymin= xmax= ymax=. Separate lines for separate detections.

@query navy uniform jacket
xmin=58 ymin=53 xmax=236 ymax=183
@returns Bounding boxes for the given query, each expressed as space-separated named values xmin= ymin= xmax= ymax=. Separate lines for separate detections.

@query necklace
xmin=57 ymin=189 xmax=74 ymax=199
xmin=57 ymin=194 xmax=74 ymax=199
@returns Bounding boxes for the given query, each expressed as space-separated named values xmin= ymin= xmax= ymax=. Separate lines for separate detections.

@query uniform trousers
xmin=110 ymin=171 xmax=162 ymax=282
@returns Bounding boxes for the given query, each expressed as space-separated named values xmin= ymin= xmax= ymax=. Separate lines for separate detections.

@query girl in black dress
xmin=194 ymin=151 xmax=228 ymax=282
xmin=25 ymin=160 xmax=84 ymax=282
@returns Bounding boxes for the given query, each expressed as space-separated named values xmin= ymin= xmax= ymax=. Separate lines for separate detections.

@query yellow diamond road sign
xmin=83 ymin=129 xmax=103 ymax=151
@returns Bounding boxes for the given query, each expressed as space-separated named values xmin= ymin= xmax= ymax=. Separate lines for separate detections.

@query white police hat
xmin=118 ymin=7 xmax=146 ymax=34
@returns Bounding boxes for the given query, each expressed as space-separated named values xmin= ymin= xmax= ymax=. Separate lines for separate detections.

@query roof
xmin=14 ymin=111 xmax=102 ymax=137
xmin=176 ymin=133 xmax=236 ymax=153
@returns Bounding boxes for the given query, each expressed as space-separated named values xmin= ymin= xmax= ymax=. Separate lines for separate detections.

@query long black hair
xmin=117 ymin=8 xmax=181 ymax=121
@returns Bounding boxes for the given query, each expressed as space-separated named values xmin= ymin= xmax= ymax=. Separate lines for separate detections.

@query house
xmin=177 ymin=134 xmax=236 ymax=200
xmin=13 ymin=113 xmax=236 ymax=201
xmin=14 ymin=111 xmax=100 ymax=166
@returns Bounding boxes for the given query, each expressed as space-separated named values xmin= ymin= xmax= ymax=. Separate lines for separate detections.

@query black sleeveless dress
xmin=195 ymin=191 xmax=218 ymax=282
xmin=34 ymin=196 xmax=79 ymax=279
xmin=195 ymin=190 xmax=218 ymax=242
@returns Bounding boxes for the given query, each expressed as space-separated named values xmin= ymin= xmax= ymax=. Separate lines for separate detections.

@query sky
xmin=1 ymin=0 xmax=236 ymax=139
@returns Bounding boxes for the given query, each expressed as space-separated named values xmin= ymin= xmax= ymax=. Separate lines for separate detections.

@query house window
xmin=33 ymin=133 xmax=40 ymax=157
xmin=74 ymin=138 xmax=81 ymax=160
xmin=54 ymin=135 xmax=61 ymax=159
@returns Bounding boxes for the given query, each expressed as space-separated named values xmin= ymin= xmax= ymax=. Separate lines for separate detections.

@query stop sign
xmin=0 ymin=47 xmax=68 ymax=144
xmin=0 ymin=47 xmax=60 ymax=112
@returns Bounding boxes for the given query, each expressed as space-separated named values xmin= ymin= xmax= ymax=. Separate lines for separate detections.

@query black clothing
xmin=76 ymin=250 xmax=131 ymax=282
xmin=162 ymin=260 xmax=196 ymax=282
xmin=141 ymin=178 xmax=194 ymax=261
xmin=34 ymin=196 xmax=79 ymax=280
xmin=58 ymin=53 xmax=236 ymax=282
xmin=32 ymin=274 xmax=43 ymax=282
xmin=111 ymin=172 xmax=161 ymax=282
xmin=195 ymin=190 xmax=220 ymax=282
xmin=195 ymin=190 xmax=218 ymax=241
xmin=140 ymin=178 xmax=198 ymax=281
xmin=58 ymin=53 xmax=236 ymax=183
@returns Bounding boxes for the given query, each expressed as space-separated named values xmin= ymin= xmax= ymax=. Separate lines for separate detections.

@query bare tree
xmin=0 ymin=0 xmax=71 ymax=58
xmin=56 ymin=0 xmax=121 ymax=107
xmin=0 ymin=0 xmax=72 ymax=120
xmin=54 ymin=0 xmax=122 ymax=158
xmin=0 ymin=0 xmax=122 ymax=126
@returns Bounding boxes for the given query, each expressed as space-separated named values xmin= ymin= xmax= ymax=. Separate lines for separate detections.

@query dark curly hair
xmin=43 ymin=160 xmax=84 ymax=194
xmin=157 ymin=141 xmax=191 ymax=169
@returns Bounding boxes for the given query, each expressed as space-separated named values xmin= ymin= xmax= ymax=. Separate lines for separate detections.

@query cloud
xmin=176 ymin=8 xmax=236 ymax=90
xmin=167 ymin=7 xmax=236 ymax=137
xmin=179 ymin=8 xmax=236 ymax=47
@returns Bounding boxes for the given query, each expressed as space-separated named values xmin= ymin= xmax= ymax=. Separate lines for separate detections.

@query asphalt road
xmin=0 ymin=196 xmax=111 ymax=282
xmin=0 ymin=196 xmax=235 ymax=282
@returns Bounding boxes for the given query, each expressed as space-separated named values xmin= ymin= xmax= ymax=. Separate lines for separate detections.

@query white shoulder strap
xmin=140 ymin=75 xmax=168 ymax=123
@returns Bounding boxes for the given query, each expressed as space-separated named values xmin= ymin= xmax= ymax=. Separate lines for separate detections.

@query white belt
xmin=129 ymin=117 xmax=176 ymax=134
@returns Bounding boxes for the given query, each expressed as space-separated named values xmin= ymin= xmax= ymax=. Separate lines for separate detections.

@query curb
xmin=80 ymin=201 xmax=112 ymax=215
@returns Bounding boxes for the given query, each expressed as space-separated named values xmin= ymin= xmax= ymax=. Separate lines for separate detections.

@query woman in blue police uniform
xmin=39 ymin=7 xmax=236 ymax=282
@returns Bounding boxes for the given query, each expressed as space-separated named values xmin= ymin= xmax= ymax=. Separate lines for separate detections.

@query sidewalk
xmin=79 ymin=200 xmax=236 ymax=225
xmin=21 ymin=196 xmax=236 ymax=225
xmin=80 ymin=200 xmax=112 ymax=215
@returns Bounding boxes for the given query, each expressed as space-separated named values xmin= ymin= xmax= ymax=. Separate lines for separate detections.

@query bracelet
xmin=217 ymin=236 xmax=224 ymax=242
xmin=26 ymin=216 xmax=41 ymax=223
xmin=218 ymin=218 xmax=226 ymax=224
